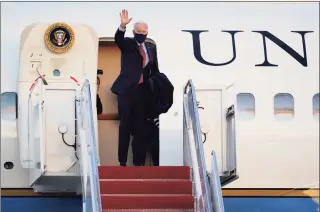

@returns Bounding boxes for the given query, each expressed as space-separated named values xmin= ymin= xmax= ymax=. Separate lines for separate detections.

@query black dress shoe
xmin=134 ymin=164 xmax=144 ymax=166
xmin=120 ymin=163 xmax=126 ymax=166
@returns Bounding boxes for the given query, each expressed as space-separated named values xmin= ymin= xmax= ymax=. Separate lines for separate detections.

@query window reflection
xmin=313 ymin=93 xmax=319 ymax=119
xmin=237 ymin=93 xmax=255 ymax=120
xmin=1 ymin=92 xmax=18 ymax=120
xmin=274 ymin=93 xmax=294 ymax=121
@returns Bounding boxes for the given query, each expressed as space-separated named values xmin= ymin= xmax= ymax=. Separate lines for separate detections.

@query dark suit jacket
xmin=111 ymin=28 xmax=160 ymax=95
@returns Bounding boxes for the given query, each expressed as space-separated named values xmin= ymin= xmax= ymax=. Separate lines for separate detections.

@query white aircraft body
xmin=1 ymin=2 xmax=319 ymax=209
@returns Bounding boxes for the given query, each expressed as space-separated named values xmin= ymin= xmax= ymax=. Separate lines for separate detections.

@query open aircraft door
xmin=195 ymin=83 xmax=238 ymax=187
xmin=221 ymin=84 xmax=238 ymax=187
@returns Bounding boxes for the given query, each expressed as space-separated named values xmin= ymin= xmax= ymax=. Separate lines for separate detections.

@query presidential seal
xmin=44 ymin=22 xmax=75 ymax=54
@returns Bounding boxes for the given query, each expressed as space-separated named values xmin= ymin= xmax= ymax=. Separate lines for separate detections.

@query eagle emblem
xmin=53 ymin=30 xmax=67 ymax=46
xmin=44 ymin=22 xmax=75 ymax=54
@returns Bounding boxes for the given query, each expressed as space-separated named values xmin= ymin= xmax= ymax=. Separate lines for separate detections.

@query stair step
xmin=101 ymin=194 xmax=194 ymax=209
xmin=98 ymin=166 xmax=190 ymax=180
xmin=100 ymin=180 xmax=192 ymax=194
xmin=103 ymin=210 xmax=194 ymax=212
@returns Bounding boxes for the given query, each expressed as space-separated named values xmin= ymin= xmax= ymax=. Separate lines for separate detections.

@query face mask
xmin=134 ymin=32 xmax=147 ymax=44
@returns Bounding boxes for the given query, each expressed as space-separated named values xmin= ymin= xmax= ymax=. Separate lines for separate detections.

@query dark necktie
xmin=138 ymin=44 xmax=146 ymax=84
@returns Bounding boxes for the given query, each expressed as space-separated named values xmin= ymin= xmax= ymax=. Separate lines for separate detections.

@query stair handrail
xmin=82 ymin=79 xmax=102 ymax=212
xmin=209 ymin=151 xmax=225 ymax=212
xmin=26 ymin=80 xmax=43 ymax=171
xmin=75 ymin=93 xmax=88 ymax=211
xmin=184 ymin=80 xmax=213 ymax=212
xmin=77 ymin=79 xmax=102 ymax=212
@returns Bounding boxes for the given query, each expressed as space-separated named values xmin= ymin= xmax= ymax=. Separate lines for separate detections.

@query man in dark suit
xmin=111 ymin=9 xmax=160 ymax=166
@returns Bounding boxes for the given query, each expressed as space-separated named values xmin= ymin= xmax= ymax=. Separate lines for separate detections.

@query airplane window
xmin=236 ymin=93 xmax=255 ymax=120
xmin=1 ymin=92 xmax=18 ymax=120
xmin=274 ymin=93 xmax=294 ymax=121
xmin=313 ymin=93 xmax=319 ymax=119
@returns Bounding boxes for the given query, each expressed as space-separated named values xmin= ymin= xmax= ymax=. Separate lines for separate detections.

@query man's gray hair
xmin=134 ymin=21 xmax=148 ymax=30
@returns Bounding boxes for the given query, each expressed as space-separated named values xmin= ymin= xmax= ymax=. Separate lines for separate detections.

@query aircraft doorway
xmin=97 ymin=37 xmax=156 ymax=166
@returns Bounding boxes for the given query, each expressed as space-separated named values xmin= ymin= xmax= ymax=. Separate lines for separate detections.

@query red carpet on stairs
xmin=98 ymin=166 xmax=195 ymax=211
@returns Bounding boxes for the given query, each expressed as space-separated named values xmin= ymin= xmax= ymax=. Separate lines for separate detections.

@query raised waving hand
xmin=120 ymin=9 xmax=132 ymax=28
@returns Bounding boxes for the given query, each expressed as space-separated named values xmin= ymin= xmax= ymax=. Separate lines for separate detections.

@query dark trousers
xmin=117 ymin=85 xmax=147 ymax=165
xmin=146 ymin=119 xmax=159 ymax=166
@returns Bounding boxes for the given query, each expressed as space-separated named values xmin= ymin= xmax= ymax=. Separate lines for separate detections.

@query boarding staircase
xmin=98 ymin=166 xmax=194 ymax=211
xmin=75 ymin=79 xmax=233 ymax=212
xmin=27 ymin=78 xmax=236 ymax=211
